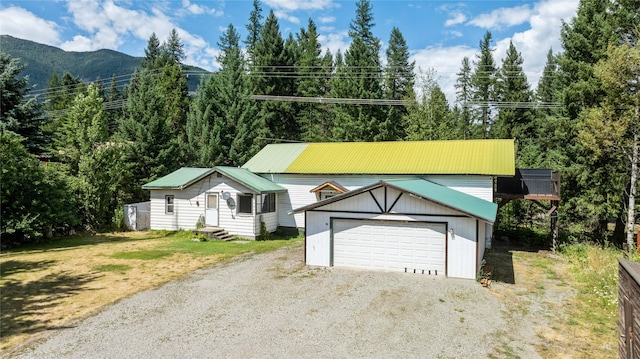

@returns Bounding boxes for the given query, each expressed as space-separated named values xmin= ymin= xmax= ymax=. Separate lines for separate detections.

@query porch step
xmin=193 ymin=226 xmax=234 ymax=241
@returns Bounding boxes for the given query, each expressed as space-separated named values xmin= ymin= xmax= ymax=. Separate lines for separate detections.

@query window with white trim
xmin=238 ymin=194 xmax=253 ymax=214
xmin=258 ymin=193 xmax=276 ymax=213
xmin=165 ymin=195 xmax=174 ymax=214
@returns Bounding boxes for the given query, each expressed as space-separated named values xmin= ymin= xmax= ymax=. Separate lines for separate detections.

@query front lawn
xmin=0 ymin=230 xmax=301 ymax=352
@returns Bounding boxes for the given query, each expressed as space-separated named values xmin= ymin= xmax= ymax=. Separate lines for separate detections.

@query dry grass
xmin=0 ymin=231 xmax=301 ymax=353
xmin=485 ymin=241 xmax=621 ymax=359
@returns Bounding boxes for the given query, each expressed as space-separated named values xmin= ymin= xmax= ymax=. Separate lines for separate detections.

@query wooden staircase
xmin=193 ymin=226 xmax=234 ymax=241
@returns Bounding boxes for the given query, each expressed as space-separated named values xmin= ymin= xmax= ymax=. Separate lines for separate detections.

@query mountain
xmin=0 ymin=35 xmax=209 ymax=93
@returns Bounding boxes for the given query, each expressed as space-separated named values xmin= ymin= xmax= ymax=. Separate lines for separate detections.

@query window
xmin=238 ymin=194 xmax=252 ymax=214
xmin=207 ymin=194 xmax=218 ymax=209
xmin=165 ymin=195 xmax=174 ymax=214
xmin=258 ymin=193 xmax=276 ymax=213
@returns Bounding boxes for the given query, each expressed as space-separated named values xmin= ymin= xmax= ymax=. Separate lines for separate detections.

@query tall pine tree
xmin=331 ymin=0 xmax=383 ymax=142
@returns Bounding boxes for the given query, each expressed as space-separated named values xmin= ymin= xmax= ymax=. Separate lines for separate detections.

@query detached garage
xmin=291 ymin=179 xmax=498 ymax=280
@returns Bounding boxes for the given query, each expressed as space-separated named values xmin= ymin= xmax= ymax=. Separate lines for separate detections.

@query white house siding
xmin=148 ymin=175 xmax=263 ymax=239
xmin=255 ymin=203 xmax=279 ymax=234
xmin=477 ymin=221 xmax=486 ymax=273
xmin=259 ymin=174 xmax=492 ymax=229
xmin=304 ymin=186 xmax=486 ymax=280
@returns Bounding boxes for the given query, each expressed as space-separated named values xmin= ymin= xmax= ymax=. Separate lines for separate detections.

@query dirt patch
xmin=484 ymin=245 xmax=576 ymax=358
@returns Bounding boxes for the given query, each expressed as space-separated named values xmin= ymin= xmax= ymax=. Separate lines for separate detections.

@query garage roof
xmin=243 ymin=140 xmax=515 ymax=176
xmin=142 ymin=166 xmax=286 ymax=193
xmin=386 ymin=179 xmax=497 ymax=223
xmin=290 ymin=179 xmax=498 ymax=223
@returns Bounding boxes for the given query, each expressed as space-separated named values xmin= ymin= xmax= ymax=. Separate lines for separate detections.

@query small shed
xmin=618 ymin=258 xmax=640 ymax=358
xmin=123 ymin=201 xmax=150 ymax=231
xmin=291 ymin=179 xmax=498 ymax=279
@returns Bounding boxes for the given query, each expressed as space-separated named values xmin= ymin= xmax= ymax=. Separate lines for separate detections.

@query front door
xmin=205 ymin=193 xmax=218 ymax=226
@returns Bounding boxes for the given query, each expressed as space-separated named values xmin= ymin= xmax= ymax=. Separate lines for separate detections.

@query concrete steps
xmin=193 ymin=226 xmax=234 ymax=241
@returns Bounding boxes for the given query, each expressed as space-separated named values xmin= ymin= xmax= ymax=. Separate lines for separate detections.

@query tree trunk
xmin=627 ymin=130 xmax=638 ymax=253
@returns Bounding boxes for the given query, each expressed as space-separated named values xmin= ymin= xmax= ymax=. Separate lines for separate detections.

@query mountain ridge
xmin=1 ymin=35 xmax=208 ymax=93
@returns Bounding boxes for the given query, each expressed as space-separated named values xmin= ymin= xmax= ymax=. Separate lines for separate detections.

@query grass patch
xmin=0 ymin=230 xmax=302 ymax=353
xmin=111 ymin=250 xmax=174 ymax=260
xmin=93 ymin=264 xmax=132 ymax=273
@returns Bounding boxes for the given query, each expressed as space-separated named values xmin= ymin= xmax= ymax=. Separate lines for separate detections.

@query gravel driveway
xmin=12 ymin=244 xmax=515 ymax=359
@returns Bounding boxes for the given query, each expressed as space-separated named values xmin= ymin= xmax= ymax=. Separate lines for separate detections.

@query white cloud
xmin=445 ymin=12 xmax=467 ymax=27
xmin=319 ymin=16 xmax=336 ymax=24
xmin=496 ymin=0 xmax=578 ymax=89
xmin=410 ymin=46 xmax=477 ymax=104
xmin=181 ymin=0 xmax=220 ymax=16
xmin=410 ymin=0 xmax=579 ymax=104
xmin=262 ymin=0 xmax=336 ymax=11
xmin=318 ymin=30 xmax=350 ymax=56
xmin=468 ymin=5 xmax=532 ymax=29
xmin=0 ymin=6 xmax=61 ymax=45
xmin=58 ymin=0 xmax=219 ymax=71
xmin=274 ymin=10 xmax=300 ymax=25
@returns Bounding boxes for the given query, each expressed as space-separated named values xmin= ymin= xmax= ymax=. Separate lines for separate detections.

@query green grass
xmin=93 ymin=264 xmax=132 ymax=273
xmin=111 ymin=250 xmax=174 ymax=260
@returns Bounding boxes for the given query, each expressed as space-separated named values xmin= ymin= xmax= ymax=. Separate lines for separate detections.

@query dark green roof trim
xmin=142 ymin=167 xmax=214 ymax=190
xmin=386 ymin=179 xmax=497 ymax=223
xmin=142 ymin=166 xmax=286 ymax=193
xmin=215 ymin=166 xmax=286 ymax=193
xmin=290 ymin=179 xmax=497 ymax=223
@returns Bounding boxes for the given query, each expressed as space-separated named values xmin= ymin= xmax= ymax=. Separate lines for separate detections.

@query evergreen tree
xmin=186 ymin=24 xmax=263 ymax=167
xmin=492 ymin=41 xmax=533 ymax=140
xmin=164 ymin=29 xmax=186 ymax=64
xmin=454 ymin=57 xmax=478 ymax=139
xmin=579 ymin=42 xmax=640 ymax=250
xmin=381 ymin=27 xmax=415 ymax=140
xmin=0 ymin=52 xmax=46 ymax=153
xmin=405 ymin=70 xmax=455 ymax=141
xmin=536 ymin=49 xmax=561 ymax=106
xmin=331 ymin=0 xmax=383 ymax=141
xmin=1 ymin=131 xmax=79 ymax=246
xmin=119 ymin=32 xmax=189 ymax=201
xmin=471 ymin=31 xmax=497 ymax=139
xmin=252 ymin=10 xmax=298 ymax=141
xmin=57 ymin=83 xmax=124 ymax=228
xmin=296 ymin=19 xmax=332 ymax=142
xmin=245 ymin=0 xmax=264 ymax=66
xmin=142 ymin=33 xmax=162 ymax=69
xmin=558 ymin=0 xmax=614 ymax=119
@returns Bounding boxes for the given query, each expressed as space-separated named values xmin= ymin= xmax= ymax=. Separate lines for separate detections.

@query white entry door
xmin=205 ymin=193 xmax=218 ymax=226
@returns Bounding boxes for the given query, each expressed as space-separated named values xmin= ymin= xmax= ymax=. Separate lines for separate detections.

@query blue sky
xmin=0 ymin=0 xmax=579 ymax=102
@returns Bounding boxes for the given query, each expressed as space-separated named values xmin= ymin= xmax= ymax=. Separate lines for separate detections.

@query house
xmin=242 ymin=139 xmax=514 ymax=279
xmin=142 ymin=166 xmax=286 ymax=239
xmin=143 ymin=139 xmax=515 ymax=279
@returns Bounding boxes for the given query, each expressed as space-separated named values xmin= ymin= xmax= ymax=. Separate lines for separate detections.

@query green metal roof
xmin=215 ymin=166 xmax=286 ymax=193
xmin=142 ymin=166 xmax=285 ymax=193
xmin=242 ymin=143 xmax=309 ymax=173
xmin=290 ymin=179 xmax=497 ymax=223
xmin=142 ymin=167 xmax=214 ymax=189
xmin=242 ymin=140 xmax=515 ymax=176
xmin=386 ymin=179 xmax=497 ymax=223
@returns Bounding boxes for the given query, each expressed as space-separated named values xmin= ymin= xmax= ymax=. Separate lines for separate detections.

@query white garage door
xmin=333 ymin=219 xmax=446 ymax=274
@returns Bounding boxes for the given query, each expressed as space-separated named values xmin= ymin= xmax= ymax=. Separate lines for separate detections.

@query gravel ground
xmin=11 ymin=245 xmax=513 ymax=359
